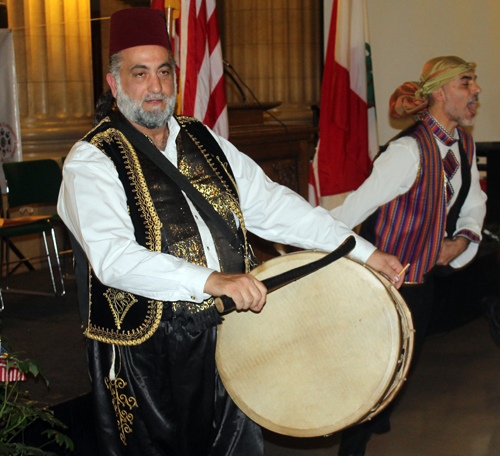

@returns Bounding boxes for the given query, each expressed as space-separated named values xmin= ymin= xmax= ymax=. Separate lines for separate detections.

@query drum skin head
xmin=216 ymin=252 xmax=413 ymax=437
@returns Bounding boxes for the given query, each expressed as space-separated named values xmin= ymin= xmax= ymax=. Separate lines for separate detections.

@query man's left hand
xmin=436 ymin=237 xmax=470 ymax=266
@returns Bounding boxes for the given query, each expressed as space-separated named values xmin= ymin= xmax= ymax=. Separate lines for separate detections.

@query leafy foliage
xmin=0 ymin=350 xmax=74 ymax=455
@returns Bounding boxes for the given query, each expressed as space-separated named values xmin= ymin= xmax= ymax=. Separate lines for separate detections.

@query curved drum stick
xmin=214 ymin=236 xmax=357 ymax=313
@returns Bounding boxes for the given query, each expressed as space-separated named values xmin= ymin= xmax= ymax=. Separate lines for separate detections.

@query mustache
xmin=143 ymin=93 xmax=168 ymax=102
xmin=469 ymin=95 xmax=479 ymax=103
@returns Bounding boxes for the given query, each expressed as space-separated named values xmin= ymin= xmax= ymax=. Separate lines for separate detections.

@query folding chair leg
xmin=0 ymin=239 xmax=6 ymax=303
xmin=50 ymin=228 xmax=65 ymax=296
xmin=0 ymin=237 xmax=12 ymax=293
xmin=0 ymin=230 xmax=66 ymax=298
xmin=42 ymin=231 xmax=56 ymax=295
xmin=4 ymin=237 xmax=10 ymax=289
xmin=42 ymin=229 xmax=66 ymax=297
xmin=6 ymin=240 xmax=35 ymax=273
xmin=0 ymin=237 xmax=4 ymax=279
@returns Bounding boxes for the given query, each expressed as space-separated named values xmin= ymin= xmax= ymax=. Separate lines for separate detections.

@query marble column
xmin=220 ymin=0 xmax=322 ymax=125
xmin=7 ymin=0 xmax=93 ymax=159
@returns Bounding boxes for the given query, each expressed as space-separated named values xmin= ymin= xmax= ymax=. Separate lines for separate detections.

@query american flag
xmin=177 ymin=0 xmax=228 ymax=138
xmin=0 ymin=349 xmax=26 ymax=382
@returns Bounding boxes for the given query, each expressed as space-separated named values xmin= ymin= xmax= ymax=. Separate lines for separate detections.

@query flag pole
xmin=150 ymin=0 xmax=182 ymax=114
xmin=150 ymin=0 xmax=180 ymax=38
xmin=164 ymin=0 xmax=180 ymax=38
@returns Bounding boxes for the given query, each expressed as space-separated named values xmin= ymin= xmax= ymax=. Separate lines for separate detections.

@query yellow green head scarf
xmin=389 ymin=56 xmax=476 ymax=118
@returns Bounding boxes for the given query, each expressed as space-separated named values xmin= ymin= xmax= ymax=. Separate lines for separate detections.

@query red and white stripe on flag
xmin=312 ymin=0 xmax=378 ymax=202
xmin=0 ymin=358 xmax=26 ymax=382
xmin=178 ymin=0 xmax=228 ymax=138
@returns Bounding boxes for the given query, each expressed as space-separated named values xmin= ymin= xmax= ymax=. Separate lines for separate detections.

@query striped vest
xmin=360 ymin=120 xmax=474 ymax=283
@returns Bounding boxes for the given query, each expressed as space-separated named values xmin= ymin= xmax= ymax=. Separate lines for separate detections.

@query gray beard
xmin=115 ymin=80 xmax=177 ymax=129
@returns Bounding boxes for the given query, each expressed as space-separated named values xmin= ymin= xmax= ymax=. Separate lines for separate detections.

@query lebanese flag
xmin=177 ymin=0 xmax=228 ymax=138
xmin=311 ymin=0 xmax=378 ymax=204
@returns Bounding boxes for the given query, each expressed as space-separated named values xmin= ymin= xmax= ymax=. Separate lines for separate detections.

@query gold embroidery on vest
xmin=105 ymin=376 xmax=138 ymax=446
xmin=117 ymin=129 xmax=163 ymax=252
xmin=104 ymin=289 xmax=138 ymax=330
xmin=173 ymin=119 xmax=247 ymax=313
xmin=84 ymin=117 xmax=242 ymax=332
xmin=169 ymin=234 xmax=206 ymax=266
xmin=88 ymin=123 xmax=163 ymax=253
xmin=215 ymin=157 xmax=251 ymax=273
xmin=85 ymin=277 xmax=161 ymax=345
xmin=84 ymin=122 xmax=163 ymax=345
xmin=177 ymin=117 xmax=250 ymax=274
xmin=171 ymin=297 xmax=216 ymax=315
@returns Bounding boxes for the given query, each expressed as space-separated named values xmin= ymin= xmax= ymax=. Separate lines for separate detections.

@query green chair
xmin=0 ymin=159 xmax=65 ymax=299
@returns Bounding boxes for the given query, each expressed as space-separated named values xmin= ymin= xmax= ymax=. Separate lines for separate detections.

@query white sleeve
xmin=331 ymin=137 xmax=420 ymax=229
xmin=57 ymin=141 xmax=215 ymax=302
xmin=450 ymin=147 xmax=487 ymax=268
xmin=205 ymin=130 xmax=377 ymax=263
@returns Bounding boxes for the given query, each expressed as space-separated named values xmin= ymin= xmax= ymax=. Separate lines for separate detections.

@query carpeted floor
xmin=0 ymin=269 xmax=90 ymax=409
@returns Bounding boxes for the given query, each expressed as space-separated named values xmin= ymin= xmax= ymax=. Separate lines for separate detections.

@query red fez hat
xmin=109 ymin=7 xmax=172 ymax=57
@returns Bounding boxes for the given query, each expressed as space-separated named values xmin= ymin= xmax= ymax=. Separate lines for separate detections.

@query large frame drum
xmin=216 ymin=251 xmax=414 ymax=437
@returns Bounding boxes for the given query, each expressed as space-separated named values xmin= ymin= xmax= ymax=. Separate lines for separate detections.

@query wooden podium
xmin=228 ymin=102 xmax=318 ymax=261
xmin=228 ymin=102 xmax=317 ymax=200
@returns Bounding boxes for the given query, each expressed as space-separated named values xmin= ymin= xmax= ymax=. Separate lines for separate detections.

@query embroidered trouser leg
xmin=87 ymin=312 xmax=264 ymax=456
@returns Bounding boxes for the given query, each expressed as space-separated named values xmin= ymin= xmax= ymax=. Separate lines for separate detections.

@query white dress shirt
xmin=58 ymin=117 xmax=376 ymax=303
xmin=331 ymin=130 xmax=487 ymax=269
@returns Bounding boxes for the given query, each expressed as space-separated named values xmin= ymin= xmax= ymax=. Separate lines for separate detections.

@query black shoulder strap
xmin=111 ymin=114 xmax=242 ymax=251
xmin=445 ymin=138 xmax=472 ymax=238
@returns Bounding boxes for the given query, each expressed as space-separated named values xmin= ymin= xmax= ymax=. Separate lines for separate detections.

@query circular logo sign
xmin=0 ymin=123 xmax=18 ymax=161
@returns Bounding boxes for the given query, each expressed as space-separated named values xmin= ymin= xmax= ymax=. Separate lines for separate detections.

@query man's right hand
xmin=204 ymin=271 xmax=267 ymax=312
xmin=365 ymin=249 xmax=405 ymax=289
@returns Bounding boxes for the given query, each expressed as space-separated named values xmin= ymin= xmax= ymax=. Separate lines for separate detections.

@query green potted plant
xmin=0 ymin=342 xmax=74 ymax=455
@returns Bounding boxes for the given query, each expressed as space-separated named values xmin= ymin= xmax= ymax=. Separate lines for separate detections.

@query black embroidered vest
xmin=81 ymin=115 xmax=248 ymax=345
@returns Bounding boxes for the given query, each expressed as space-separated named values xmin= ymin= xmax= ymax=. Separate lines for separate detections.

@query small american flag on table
xmin=0 ymin=343 xmax=26 ymax=382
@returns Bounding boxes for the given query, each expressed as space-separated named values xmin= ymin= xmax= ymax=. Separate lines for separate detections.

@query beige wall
xmin=324 ymin=0 xmax=500 ymax=144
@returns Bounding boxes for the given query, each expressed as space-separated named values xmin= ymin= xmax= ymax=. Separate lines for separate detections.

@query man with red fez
xmin=331 ymin=56 xmax=487 ymax=456
xmin=58 ymin=7 xmax=405 ymax=456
